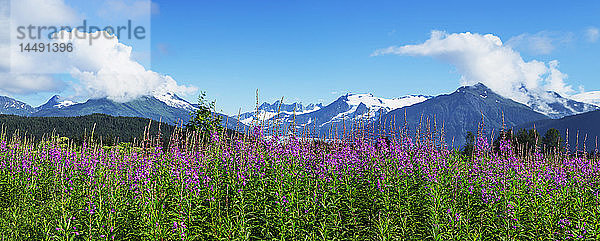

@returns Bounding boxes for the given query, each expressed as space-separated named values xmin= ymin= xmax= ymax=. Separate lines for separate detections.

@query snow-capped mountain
xmin=525 ymin=91 xmax=599 ymax=119
xmin=36 ymin=95 xmax=77 ymax=111
xmin=1 ymin=93 xmax=245 ymax=129
xmin=32 ymin=96 xmax=193 ymax=124
xmin=153 ymin=92 xmax=198 ymax=112
xmin=571 ymin=91 xmax=600 ymax=107
xmin=4 ymin=83 xmax=599 ymax=139
xmin=239 ymin=101 xmax=323 ymax=125
xmin=324 ymin=93 xmax=431 ymax=124
xmin=31 ymin=94 xmax=245 ymax=129
xmin=238 ymin=93 xmax=432 ymax=136
xmin=0 ymin=96 xmax=35 ymax=115
xmin=380 ymin=83 xmax=550 ymax=146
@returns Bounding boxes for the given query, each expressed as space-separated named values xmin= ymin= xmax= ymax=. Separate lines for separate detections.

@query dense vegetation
xmin=0 ymin=113 xmax=175 ymax=146
xmin=0 ymin=117 xmax=598 ymax=240
xmin=463 ymin=127 xmax=566 ymax=157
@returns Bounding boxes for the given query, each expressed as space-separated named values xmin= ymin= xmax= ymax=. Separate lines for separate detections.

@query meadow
xmin=0 ymin=121 xmax=598 ymax=240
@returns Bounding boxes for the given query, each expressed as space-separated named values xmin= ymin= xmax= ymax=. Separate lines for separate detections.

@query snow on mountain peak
xmin=320 ymin=93 xmax=431 ymax=126
xmin=154 ymin=92 xmax=197 ymax=112
xmin=524 ymin=90 xmax=599 ymax=119
xmin=345 ymin=93 xmax=430 ymax=112
xmin=239 ymin=101 xmax=323 ymax=125
xmin=55 ymin=100 xmax=76 ymax=108
xmin=571 ymin=91 xmax=600 ymax=107
xmin=0 ymin=96 xmax=35 ymax=115
xmin=463 ymin=83 xmax=598 ymax=119
xmin=37 ymin=95 xmax=77 ymax=110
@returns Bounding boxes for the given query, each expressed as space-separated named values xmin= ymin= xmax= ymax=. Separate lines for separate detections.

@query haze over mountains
xmin=1 ymin=83 xmax=600 ymax=146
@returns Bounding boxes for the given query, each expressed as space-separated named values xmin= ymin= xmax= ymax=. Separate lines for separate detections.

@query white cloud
xmin=60 ymin=30 xmax=197 ymax=102
xmin=0 ymin=0 xmax=75 ymax=94
xmin=0 ymin=0 xmax=195 ymax=101
xmin=2 ymin=28 xmax=195 ymax=101
xmin=506 ymin=31 xmax=573 ymax=55
xmin=586 ymin=27 xmax=599 ymax=43
xmin=11 ymin=0 xmax=79 ymax=26
xmin=0 ymin=74 xmax=64 ymax=94
xmin=372 ymin=31 xmax=575 ymax=105
xmin=0 ymin=0 xmax=67 ymax=94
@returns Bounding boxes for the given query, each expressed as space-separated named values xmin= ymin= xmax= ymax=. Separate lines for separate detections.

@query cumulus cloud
xmin=372 ymin=31 xmax=575 ymax=105
xmin=0 ymin=0 xmax=67 ymax=94
xmin=586 ymin=27 xmax=599 ymax=43
xmin=0 ymin=0 xmax=74 ymax=94
xmin=506 ymin=31 xmax=573 ymax=55
xmin=1 ymin=0 xmax=196 ymax=101
xmin=60 ymin=30 xmax=197 ymax=102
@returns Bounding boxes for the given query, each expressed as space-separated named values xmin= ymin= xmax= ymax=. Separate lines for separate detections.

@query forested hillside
xmin=0 ymin=113 xmax=176 ymax=145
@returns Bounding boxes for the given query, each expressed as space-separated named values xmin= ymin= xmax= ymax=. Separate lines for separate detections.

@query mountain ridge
xmin=525 ymin=90 xmax=599 ymax=119
xmin=517 ymin=109 xmax=600 ymax=152
xmin=2 ymin=82 xmax=600 ymax=138
xmin=378 ymin=83 xmax=551 ymax=146
xmin=0 ymin=96 xmax=35 ymax=116
xmin=36 ymin=95 xmax=77 ymax=111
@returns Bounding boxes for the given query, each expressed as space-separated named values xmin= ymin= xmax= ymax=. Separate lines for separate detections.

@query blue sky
xmin=5 ymin=0 xmax=600 ymax=115
xmin=150 ymin=0 xmax=600 ymax=114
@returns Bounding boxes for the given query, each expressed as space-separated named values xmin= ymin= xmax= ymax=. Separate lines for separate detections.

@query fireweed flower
xmin=0 ymin=121 xmax=598 ymax=239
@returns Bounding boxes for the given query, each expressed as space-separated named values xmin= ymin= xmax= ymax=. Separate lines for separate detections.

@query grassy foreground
xmin=0 ymin=125 xmax=598 ymax=240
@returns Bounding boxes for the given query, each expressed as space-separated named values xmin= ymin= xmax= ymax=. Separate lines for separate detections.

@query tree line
xmin=462 ymin=128 xmax=563 ymax=157
xmin=0 ymin=113 xmax=176 ymax=146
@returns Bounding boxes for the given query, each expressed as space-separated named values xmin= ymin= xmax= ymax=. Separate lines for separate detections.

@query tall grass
xmin=0 ymin=119 xmax=598 ymax=240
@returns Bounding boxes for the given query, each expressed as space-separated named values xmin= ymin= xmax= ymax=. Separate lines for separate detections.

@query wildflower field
xmin=0 ymin=123 xmax=599 ymax=240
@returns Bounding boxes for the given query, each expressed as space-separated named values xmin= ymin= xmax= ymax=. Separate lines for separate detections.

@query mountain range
xmin=0 ymin=93 xmax=242 ymax=130
xmin=1 ymin=83 xmax=599 ymax=147
xmin=236 ymin=84 xmax=599 ymax=146
xmin=525 ymin=90 xmax=598 ymax=119
xmin=288 ymin=93 xmax=432 ymax=135
xmin=0 ymin=96 xmax=35 ymax=116
xmin=238 ymin=101 xmax=324 ymax=126
xmin=379 ymin=84 xmax=550 ymax=146
xmin=237 ymin=94 xmax=431 ymax=134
